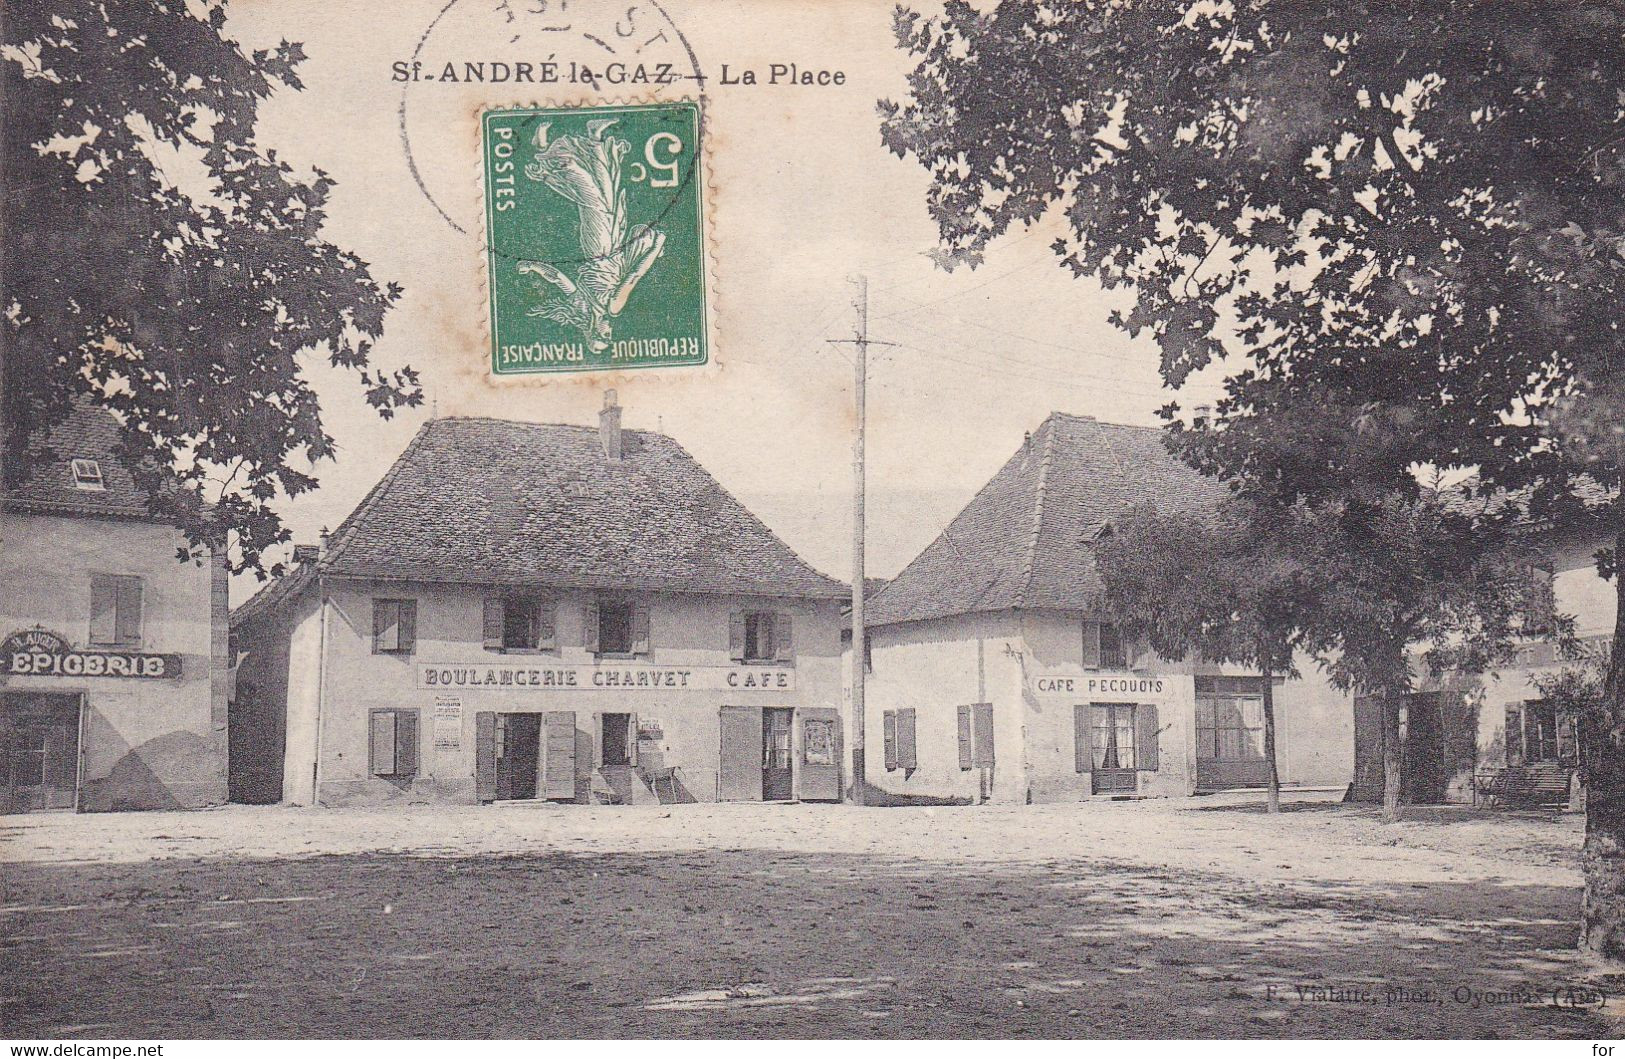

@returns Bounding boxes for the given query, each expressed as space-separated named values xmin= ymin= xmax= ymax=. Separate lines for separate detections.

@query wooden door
xmin=797 ymin=707 xmax=841 ymax=802
xmin=762 ymin=708 xmax=794 ymax=800
xmin=3 ymin=695 xmax=81 ymax=812
xmin=718 ymin=705 xmax=763 ymax=801
xmin=543 ymin=711 xmax=576 ymax=801
xmin=475 ymin=711 xmax=497 ymax=803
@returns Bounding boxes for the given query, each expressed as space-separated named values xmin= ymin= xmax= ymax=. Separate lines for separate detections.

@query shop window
xmin=483 ymin=596 xmax=556 ymax=653
xmin=89 ymin=574 xmax=142 ymax=647
xmin=1195 ymin=693 xmax=1266 ymax=762
xmin=882 ymin=707 xmax=917 ymax=771
xmin=957 ymin=702 xmax=995 ymax=769
xmin=70 ymin=458 xmax=104 ymax=491
xmin=1511 ymin=699 xmax=1579 ymax=767
xmin=369 ymin=709 xmax=419 ymax=778
xmin=372 ymin=599 xmax=417 ymax=654
xmin=1083 ymin=621 xmax=1128 ymax=669
xmin=731 ymin=611 xmax=794 ymax=663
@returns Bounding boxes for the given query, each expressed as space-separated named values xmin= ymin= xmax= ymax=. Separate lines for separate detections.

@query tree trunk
xmin=1381 ymin=686 xmax=1403 ymax=825
xmin=1580 ymin=523 xmax=1625 ymax=960
xmin=1261 ymin=659 xmax=1280 ymax=814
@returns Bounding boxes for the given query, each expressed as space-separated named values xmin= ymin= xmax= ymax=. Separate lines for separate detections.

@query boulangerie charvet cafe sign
xmin=0 ymin=628 xmax=182 ymax=680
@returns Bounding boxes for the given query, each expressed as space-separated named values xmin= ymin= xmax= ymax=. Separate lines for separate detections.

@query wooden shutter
xmin=89 ymin=574 xmax=118 ymax=644
xmin=398 ymin=600 xmax=417 ymax=654
xmin=729 ymin=612 xmax=747 ymax=661
xmin=115 ymin=576 xmax=142 ymax=643
xmin=972 ymin=702 xmax=995 ymax=767
xmin=1505 ymin=703 xmax=1525 ymax=766
xmin=957 ymin=705 xmax=973 ymax=770
xmin=1082 ymin=621 xmax=1102 ymax=668
xmin=544 ymin=711 xmax=576 ymax=799
xmin=373 ymin=600 xmax=397 ymax=653
xmin=718 ymin=705 xmax=764 ymax=801
xmin=475 ymin=712 xmax=497 ymax=801
xmin=883 ymin=710 xmax=898 ymax=771
xmin=1074 ymin=704 xmax=1091 ymax=773
xmin=774 ymin=613 xmax=794 ymax=662
xmin=536 ymin=600 xmax=556 ymax=650
xmin=395 ymin=710 xmax=419 ymax=775
xmin=632 ymin=604 xmax=651 ymax=656
xmin=626 ymin=712 xmax=639 ymax=766
xmin=897 ymin=707 xmax=918 ymax=769
xmin=483 ymin=596 xmax=504 ymax=650
xmin=583 ymin=601 xmax=600 ymax=653
xmin=370 ymin=711 xmax=397 ymax=775
xmin=1137 ymin=704 xmax=1160 ymax=771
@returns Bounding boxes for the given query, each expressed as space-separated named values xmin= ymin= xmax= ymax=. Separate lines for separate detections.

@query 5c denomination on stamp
xmin=481 ymin=101 xmax=708 ymax=375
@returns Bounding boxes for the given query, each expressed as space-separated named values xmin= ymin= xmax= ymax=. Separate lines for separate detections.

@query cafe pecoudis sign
xmin=0 ymin=628 xmax=182 ymax=680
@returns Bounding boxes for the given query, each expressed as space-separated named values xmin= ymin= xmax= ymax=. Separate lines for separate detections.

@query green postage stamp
xmin=482 ymin=102 xmax=708 ymax=376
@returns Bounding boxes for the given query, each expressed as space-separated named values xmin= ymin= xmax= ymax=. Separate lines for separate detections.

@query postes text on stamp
xmin=482 ymin=102 xmax=708 ymax=375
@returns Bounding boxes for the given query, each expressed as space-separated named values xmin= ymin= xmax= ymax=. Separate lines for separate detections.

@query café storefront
xmin=229 ymin=405 xmax=850 ymax=807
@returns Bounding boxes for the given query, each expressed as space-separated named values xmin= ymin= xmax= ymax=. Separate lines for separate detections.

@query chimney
xmin=292 ymin=544 xmax=321 ymax=566
xmin=599 ymin=389 xmax=623 ymax=460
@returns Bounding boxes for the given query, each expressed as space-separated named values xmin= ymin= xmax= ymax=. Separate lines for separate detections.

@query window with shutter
xmin=957 ymin=704 xmax=973 ymax=770
xmin=1136 ymin=703 xmax=1160 ymax=771
xmin=883 ymin=710 xmax=898 ymax=771
xmin=631 ymin=605 xmax=651 ymax=656
xmin=1504 ymin=703 xmax=1524 ymax=766
xmin=1100 ymin=623 xmax=1126 ymax=669
xmin=90 ymin=574 xmax=142 ymax=646
xmin=972 ymin=702 xmax=995 ymax=767
xmin=372 ymin=599 xmax=416 ymax=654
xmin=774 ymin=612 xmax=794 ymax=662
xmin=371 ymin=709 xmax=419 ymax=776
xmin=896 ymin=707 xmax=918 ymax=770
xmin=1082 ymin=621 xmax=1102 ymax=668
xmin=501 ymin=597 xmax=555 ymax=651
xmin=370 ymin=710 xmax=397 ymax=775
xmin=596 ymin=601 xmax=633 ymax=654
xmin=582 ymin=601 xmax=600 ymax=653
xmin=483 ymin=596 xmax=505 ymax=651
xmin=743 ymin=611 xmax=775 ymax=661
xmin=114 ymin=576 xmax=142 ymax=645
xmin=89 ymin=574 xmax=118 ymax=645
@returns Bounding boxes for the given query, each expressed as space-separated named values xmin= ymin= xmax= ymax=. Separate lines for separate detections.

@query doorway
xmin=2 ymin=692 xmax=82 ymax=813
xmin=495 ymin=712 xmax=542 ymax=801
xmin=763 ymin=707 xmax=793 ymax=800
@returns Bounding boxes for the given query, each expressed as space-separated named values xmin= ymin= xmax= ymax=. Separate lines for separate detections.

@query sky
xmin=223 ymin=0 xmax=1231 ymax=602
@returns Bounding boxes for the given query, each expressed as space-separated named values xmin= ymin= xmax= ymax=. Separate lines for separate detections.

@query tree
xmin=3 ymin=0 xmax=421 ymax=574
xmin=1096 ymin=497 xmax=1309 ymax=813
xmin=882 ymin=0 xmax=1625 ymax=957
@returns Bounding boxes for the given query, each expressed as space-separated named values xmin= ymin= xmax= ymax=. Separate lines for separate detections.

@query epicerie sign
xmin=0 ymin=628 xmax=182 ymax=680
xmin=415 ymin=663 xmax=795 ymax=692
xmin=1030 ymin=673 xmax=1169 ymax=699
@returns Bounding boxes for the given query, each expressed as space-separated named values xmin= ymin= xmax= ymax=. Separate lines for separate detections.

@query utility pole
xmin=850 ymin=275 xmax=868 ymax=806
xmin=828 ymin=275 xmax=895 ymax=806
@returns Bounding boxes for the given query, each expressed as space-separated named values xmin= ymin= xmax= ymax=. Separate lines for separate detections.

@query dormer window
xmin=70 ymin=459 xmax=105 ymax=491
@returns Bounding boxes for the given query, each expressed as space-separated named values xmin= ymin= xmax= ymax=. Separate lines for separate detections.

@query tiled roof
xmin=866 ymin=413 xmax=1226 ymax=627
xmin=313 ymin=416 xmax=846 ymax=599
xmin=3 ymin=402 xmax=152 ymax=519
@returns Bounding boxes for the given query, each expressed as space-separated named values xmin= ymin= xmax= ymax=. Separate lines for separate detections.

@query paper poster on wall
xmin=433 ymin=696 xmax=463 ymax=752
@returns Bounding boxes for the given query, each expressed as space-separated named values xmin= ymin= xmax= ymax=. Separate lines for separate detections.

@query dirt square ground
xmin=2 ymin=792 xmax=1622 ymax=1038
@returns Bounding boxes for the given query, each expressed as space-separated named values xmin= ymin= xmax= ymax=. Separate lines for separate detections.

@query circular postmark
xmin=398 ymin=0 xmax=709 ymax=236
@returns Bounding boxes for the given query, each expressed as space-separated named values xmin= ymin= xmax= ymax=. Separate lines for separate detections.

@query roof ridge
xmin=1015 ymin=415 xmax=1059 ymax=608
xmin=320 ymin=419 xmax=437 ymax=570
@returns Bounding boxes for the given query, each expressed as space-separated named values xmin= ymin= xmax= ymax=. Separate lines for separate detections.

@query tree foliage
xmin=883 ymin=0 xmax=1625 ymax=941
xmin=4 ymin=0 xmax=421 ymax=573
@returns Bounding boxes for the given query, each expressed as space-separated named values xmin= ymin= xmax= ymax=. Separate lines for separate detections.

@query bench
xmin=1474 ymin=763 xmax=1573 ymax=808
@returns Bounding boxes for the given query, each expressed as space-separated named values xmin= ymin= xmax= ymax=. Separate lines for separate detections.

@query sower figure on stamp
xmin=518 ymin=119 xmax=666 ymax=353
